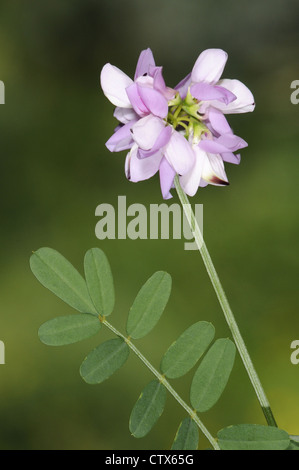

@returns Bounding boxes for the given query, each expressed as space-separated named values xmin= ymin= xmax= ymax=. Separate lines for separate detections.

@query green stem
xmin=174 ymin=175 xmax=277 ymax=428
xmin=102 ymin=317 xmax=220 ymax=450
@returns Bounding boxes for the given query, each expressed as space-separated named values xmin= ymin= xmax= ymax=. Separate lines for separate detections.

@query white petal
xmin=114 ymin=107 xmax=138 ymax=124
xmin=135 ymin=75 xmax=154 ymax=88
xmin=180 ymin=147 xmax=206 ymax=196
xmin=100 ymin=63 xmax=133 ymax=108
xmin=125 ymin=144 xmax=162 ymax=182
xmin=212 ymin=79 xmax=255 ymax=114
xmin=201 ymin=153 xmax=229 ymax=186
xmin=131 ymin=115 xmax=165 ymax=150
xmin=164 ymin=131 xmax=195 ymax=175
xmin=191 ymin=49 xmax=228 ymax=85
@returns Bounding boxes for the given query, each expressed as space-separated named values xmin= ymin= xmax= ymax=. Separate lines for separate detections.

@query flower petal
xmin=159 ymin=157 xmax=176 ymax=199
xmin=216 ymin=133 xmax=248 ymax=151
xmin=113 ymin=107 xmax=139 ymax=124
xmin=150 ymin=66 xmax=175 ymax=100
xmin=191 ymin=49 xmax=228 ymax=85
xmin=137 ymin=84 xmax=168 ymax=118
xmin=106 ymin=120 xmax=137 ymax=152
xmin=221 ymin=152 xmax=241 ymax=164
xmin=138 ymin=125 xmax=172 ymax=158
xmin=134 ymin=48 xmax=155 ymax=80
xmin=131 ymin=115 xmax=165 ymax=150
xmin=164 ymin=131 xmax=195 ymax=175
xmin=126 ymin=83 xmax=149 ymax=116
xmin=179 ymin=146 xmax=206 ymax=197
xmin=212 ymin=79 xmax=255 ymax=114
xmin=125 ymin=144 xmax=162 ymax=182
xmin=201 ymin=153 xmax=229 ymax=186
xmin=191 ymin=83 xmax=236 ymax=105
xmin=199 ymin=139 xmax=230 ymax=154
xmin=100 ymin=64 xmax=133 ymax=108
xmin=175 ymin=72 xmax=192 ymax=99
xmin=208 ymin=107 xmax=232 ymax=135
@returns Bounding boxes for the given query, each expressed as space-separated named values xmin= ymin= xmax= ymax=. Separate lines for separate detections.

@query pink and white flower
xmin=100 ymin=48 xmax=255 ymax=199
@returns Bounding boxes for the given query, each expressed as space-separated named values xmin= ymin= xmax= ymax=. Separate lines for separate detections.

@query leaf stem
xmin=102 ymin=317 xmax=220 ymax=450
xmin=174 ymin=175 xmax=277 ymax=428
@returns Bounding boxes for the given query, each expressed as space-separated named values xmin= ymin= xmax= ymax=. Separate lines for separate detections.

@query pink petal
xmin=221 ymin=152 xmax=241 ymax=164
xmin=216 ymin=133 xmax=248 ymax=151
xmin=126 ymin=83 xmax=149 ymax=116
xmin=164 ymin=131 xmax=195 ymax=175
xmin=208 ymin=107 xmax=232 ymax=135
xmin=175 ymin=73 xmax=192 ymax=99
xmin=138 ymin=125 xmax=172 ymax=158
xmin=199 ymin=139 xmax=230 ymax=154
xmin=191 ymin=83 xmax=236 ymax=105
xmin=100 ymin=64 xmax=133 ymax=108
xmin=134 ymin=48 xmax=155 ymax=80
xmin=106 ymin=120 xmax=137 ymax=152
xmin=191 ymin=49 xmax=228 ymax=85
xmin=131 ymin=115 xmax=165 ymax=150
xmin=150 ymin=66 xmax=175 ymax=100
xmin=125 ymin=145 xmax=162 ymax=182
xmin=212 ymin=79 xmax=255 ymax=114
xmin=159 ymin=157 xmax=176 ymax=199
xmin=137 ymin=84 xmax=168 ymax=118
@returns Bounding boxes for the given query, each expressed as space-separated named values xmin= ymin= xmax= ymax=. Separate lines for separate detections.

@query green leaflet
xmin=171 ymin=417 xmax=199 ymax=450
xmin=160 ymin=321 xmax=215 ymax=379
xmin=129 ymin=380 xmax=167 ymax=438
xmin=30 ymin=248 xmax=97 ymax=315
xmin=218 ymin=424 xmax=290 ymax=450
xmin=190 ymin=338 xmax=236 ymax=412
xmin=80 ymin=337 xmax=130 ymax=384
xmin=126 ymin=271 xmax=172 ymax=339
xmin=288 ymin=440 xmax=299 ymax=450
xmin=38 ymin=314 xmax=101 ymax=346
xmin=84 ymin=248 xmax=115 ymax=316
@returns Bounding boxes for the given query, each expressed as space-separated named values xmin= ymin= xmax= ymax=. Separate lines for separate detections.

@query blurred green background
xmin=0 ymin=0 xmax=299 ymax=450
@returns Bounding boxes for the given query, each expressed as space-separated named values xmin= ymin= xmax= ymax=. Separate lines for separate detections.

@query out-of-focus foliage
xmin=0 ymin=0 xmax=299 ymax=450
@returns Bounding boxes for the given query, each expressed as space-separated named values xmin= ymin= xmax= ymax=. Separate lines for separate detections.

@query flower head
xmin=101 ymin=48 xmax=255 ymax=198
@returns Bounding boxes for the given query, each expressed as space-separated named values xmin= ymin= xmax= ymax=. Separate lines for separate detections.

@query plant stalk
xmin=102 ymin=317 xmax=220 ymax=450
xmin=174 ymin=175 xmax=277 ymax=427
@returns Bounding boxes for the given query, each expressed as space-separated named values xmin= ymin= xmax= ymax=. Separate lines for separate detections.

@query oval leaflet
xmin=80 ymin=337 xmax=130 ymax=384
xmin=38 ymin=314 xmax=101 ymax=346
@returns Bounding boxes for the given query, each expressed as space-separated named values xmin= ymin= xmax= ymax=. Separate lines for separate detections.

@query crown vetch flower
xmin=101 ymin=49 xmax=195 ymax=199
xmin=100 ymin=48 xmax=255 ymax=199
